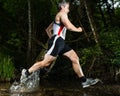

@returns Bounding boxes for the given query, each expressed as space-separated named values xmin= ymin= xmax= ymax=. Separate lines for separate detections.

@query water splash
xmin=10 ymin=70 xmax=40 ymax=93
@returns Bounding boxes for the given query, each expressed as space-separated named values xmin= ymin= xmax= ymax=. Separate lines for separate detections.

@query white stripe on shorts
xmin=46 ymin=35 xmax=59 ymax=55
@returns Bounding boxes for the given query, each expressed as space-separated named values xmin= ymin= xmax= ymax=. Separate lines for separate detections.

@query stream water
xmin=0 ymin=81 xmax=120 ymax=96
xmin=0 ymin=82 xmax=100 ymax=96
xmin=0 ymin=71 xmax=120 ymax=96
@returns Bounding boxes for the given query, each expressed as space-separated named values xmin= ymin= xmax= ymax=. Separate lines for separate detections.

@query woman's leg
xmin=63 ymin=50 xmax=84 ymax=78
xmin=28 ymin=54 xmax=56 ymax=73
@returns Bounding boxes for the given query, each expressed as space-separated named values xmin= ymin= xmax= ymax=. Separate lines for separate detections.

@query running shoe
xmin=82 ymin=78 xmax=100 ymax=88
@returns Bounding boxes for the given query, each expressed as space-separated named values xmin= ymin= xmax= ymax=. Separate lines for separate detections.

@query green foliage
xmin=80 ymin=44 xmax=102 ymax=66
xmin=3 ymin=0 xmax=27 ymax=17
xmin=6 ymin=32 xmax=21 ymax=46
xmin=0 ymin=52 xmax=15 ymax=81
xmin=0 ymin=0 xmax=120 ymax=81
xmin=50 ymin=0 xmax=59 ymax=17
xmin=100 ymin=27 xmax=120 ymax=66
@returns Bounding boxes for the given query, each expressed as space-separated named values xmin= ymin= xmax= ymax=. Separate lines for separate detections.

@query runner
xmin=21 ymin=0 xmax=99 ymax=88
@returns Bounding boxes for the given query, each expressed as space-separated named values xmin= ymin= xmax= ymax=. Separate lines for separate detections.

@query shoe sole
xmin=83 ymin=79 xmax=100 ymax=88
xmin=83 ymin=84 xmax=90 ymax=88
xmin=90 ymin=79 xmax=100 ymax=86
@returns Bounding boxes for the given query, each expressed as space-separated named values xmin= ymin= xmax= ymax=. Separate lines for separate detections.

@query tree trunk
xmin=83 ymin=0 xmax=99 ymax=44
xmin=27 ymin=0 xmax=32 ymax=65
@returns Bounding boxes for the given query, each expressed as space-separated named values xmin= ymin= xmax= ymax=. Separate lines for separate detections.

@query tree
xmin=27 ymin=0 xmax=32 ymax=65
xmin=82 ymin=0 xmax=98 ymax=43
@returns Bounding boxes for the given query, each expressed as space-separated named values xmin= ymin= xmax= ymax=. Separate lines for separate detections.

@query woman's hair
xmin=58 ymin=0 xmax=69 ymax=10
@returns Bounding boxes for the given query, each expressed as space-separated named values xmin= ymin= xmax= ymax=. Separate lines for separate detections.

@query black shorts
xmin=46 ymin=35 xmax=72 ymax=56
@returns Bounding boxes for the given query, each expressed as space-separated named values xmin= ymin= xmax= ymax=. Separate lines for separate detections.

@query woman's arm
xmin=61 ymin=13 xmax=82 ymax=32
xmin=45 ymin=22 xmax=54 ymax=38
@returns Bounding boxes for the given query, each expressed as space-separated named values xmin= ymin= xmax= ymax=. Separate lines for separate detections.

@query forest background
xmin=0 ymin=0 xmax=120 ymax=83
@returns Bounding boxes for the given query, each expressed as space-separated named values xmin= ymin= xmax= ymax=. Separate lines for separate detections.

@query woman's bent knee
xmin=71 ymin=56 xmax=79 ymax=64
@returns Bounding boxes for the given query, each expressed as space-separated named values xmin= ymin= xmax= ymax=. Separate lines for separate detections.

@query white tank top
xmin=53 ymin=22 xmax=67 ymax=40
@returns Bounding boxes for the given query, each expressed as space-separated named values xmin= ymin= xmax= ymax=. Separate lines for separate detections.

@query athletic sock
xmin=79 ymin=76 xmax=86 ymax=82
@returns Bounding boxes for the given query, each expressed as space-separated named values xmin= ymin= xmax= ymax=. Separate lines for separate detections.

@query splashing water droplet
xmin=10 ymin=70 xmax=40 ymax=93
